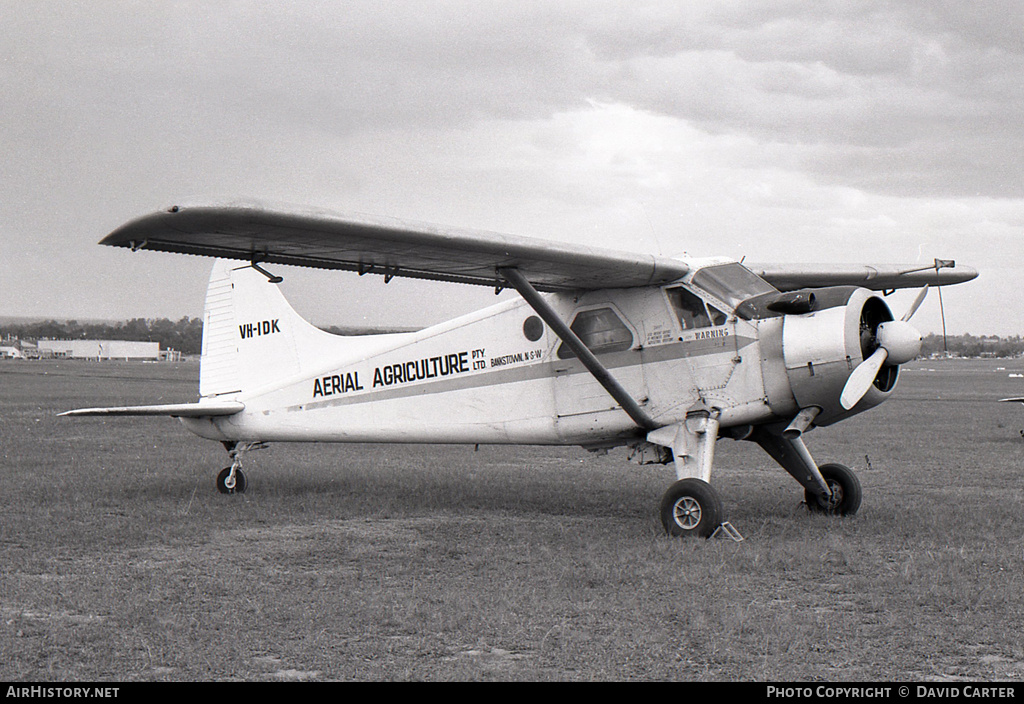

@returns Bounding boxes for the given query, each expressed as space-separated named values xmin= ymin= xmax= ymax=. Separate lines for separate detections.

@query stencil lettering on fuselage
xmin=312 ymin=372 xmax=364 ymax=398
xmin=691 ymin=328 xmax=730 ymax=341
xmin=305 ymin=345 xmax=552 ymax=405
xmin=372 ymin=352 xmax=470 ymax=388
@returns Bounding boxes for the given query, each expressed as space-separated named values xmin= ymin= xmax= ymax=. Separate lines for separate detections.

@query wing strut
xmin=498 ymin=267 xmax=659 ymax=432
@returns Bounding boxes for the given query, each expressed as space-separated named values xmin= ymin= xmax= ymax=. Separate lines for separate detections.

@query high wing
xmin=100 ymin=202 xmax=691 ymax=291
xmin=58 ymin=401 xmax=244 ymax=418
xmin=751 ymin=262 xmax=978 ymax=292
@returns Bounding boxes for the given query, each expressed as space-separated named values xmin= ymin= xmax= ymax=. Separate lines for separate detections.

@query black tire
xmin=805 ymin=463 xmax=861 ymax=515
xmin=216 ymin=467 xmax=247 ymax=494
xmin=659 ymin=478 xmax=723 ymax=538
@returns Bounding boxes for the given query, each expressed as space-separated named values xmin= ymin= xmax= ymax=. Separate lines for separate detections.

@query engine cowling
xmin=780 ymin=287 xmax=913 ymax=426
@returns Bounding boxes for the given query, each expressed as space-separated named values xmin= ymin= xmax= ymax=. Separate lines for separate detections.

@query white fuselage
xmin=181 ymin=285 xmax=784 ymax=446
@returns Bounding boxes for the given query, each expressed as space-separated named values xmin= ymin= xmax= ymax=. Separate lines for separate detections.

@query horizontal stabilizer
xmin=59 ymin=401 xmax=244 ymax=418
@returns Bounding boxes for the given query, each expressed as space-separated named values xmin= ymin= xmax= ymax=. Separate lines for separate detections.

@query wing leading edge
xmin=101 ymin=203 xmax=691 ymax=292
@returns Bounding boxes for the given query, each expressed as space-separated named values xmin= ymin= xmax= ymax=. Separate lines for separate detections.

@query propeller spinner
xmin=839 ymin=286 xmax=927 ymax=410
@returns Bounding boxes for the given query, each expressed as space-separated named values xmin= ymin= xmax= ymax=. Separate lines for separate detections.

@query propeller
xmin=839 ymin=286 xmax=927 ymax=410
xmin=901 ymin=284 xmax=929 ymax=323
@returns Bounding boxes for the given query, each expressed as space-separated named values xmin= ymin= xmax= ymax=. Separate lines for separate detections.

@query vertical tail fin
xmin=199 ymin=260 xmax=367 ymax=397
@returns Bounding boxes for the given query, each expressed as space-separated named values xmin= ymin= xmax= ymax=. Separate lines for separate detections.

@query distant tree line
xmin=1 ymin=317 xmax=204 ymax=355
xmin=321 ymin=325 xmax=421 ymax=336
xmin=920 ymin=333 xmax=1024 ymax=358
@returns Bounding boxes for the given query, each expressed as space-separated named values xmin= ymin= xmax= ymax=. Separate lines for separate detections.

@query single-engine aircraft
xmin=62 ymin=203 xmax=977 ymax=537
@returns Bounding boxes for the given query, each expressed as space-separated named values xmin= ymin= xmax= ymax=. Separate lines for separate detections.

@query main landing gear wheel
xmin=660 ymin=478 xmax=723 ymax=538
xmin=216 ymin=467 xmax=247 ymax=494
xmin=805 ymin=463 xmax=861 ymax=516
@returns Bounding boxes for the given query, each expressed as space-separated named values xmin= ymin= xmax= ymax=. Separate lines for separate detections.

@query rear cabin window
xmin=557 ymin=307 xmax=634 ymax=359
xmin=666 ymin=287 xmax=727 ymax=330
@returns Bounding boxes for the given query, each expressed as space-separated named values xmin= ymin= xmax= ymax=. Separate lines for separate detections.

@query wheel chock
xmin=711 ymin=521 xmax=744 ymax=542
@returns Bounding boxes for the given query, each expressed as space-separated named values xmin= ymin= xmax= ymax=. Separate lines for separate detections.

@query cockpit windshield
xmin=689 ymin=263 xmax=778 ymax=311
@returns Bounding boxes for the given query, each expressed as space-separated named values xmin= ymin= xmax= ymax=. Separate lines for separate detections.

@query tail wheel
xmin=216 ymin=467 xmax=247 ymax=494
xmin=659 ymin=478 xmax=723 ymax=538
xmin=805 ymin=463 xmax=861 ymax=515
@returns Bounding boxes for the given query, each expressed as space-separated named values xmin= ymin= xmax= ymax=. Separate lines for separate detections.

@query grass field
xmin=2 ymin=358 xmax=1023 ymax=681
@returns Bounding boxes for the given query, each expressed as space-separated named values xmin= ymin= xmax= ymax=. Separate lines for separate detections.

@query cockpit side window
xmin=557 ymin=307 xmax=634 ymax=359
xmin=708 ymin=303 xmax=727 ymax=326
xmin=666 ymin=287 xmax=725 ymax=330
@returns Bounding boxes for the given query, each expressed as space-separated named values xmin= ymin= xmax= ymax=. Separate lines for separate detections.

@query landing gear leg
xmin=216 ymin=441 xmax=267 ymax=494
xmin=649 ymin=405 xmax=727 ymax=537
xmin=749 ymin=426 xmax=861 ymax=516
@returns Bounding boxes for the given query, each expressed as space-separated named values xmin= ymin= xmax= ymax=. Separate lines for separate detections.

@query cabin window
xmin=666 ymin=287 xmax=727 ymax=330
xmin=557 ymin=307 xmax=634 ymax=359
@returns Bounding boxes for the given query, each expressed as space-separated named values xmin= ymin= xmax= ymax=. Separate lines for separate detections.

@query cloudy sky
xmin=2 ymin=1 xmax=1021 ymax=335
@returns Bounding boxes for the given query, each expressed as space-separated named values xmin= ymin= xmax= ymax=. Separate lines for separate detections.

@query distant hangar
xmin=36 ymin=339 xmax=161 ymax=360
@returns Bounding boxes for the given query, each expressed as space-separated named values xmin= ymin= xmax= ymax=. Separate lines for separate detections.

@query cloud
xmin=1 ymin=1 xmax=1020 ymax=335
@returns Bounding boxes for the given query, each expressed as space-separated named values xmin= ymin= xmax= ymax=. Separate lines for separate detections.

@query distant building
xmin=0 ymin=345 xmax=24 ymax=359
xmin=18 ymin=340 xmax=45 ymax=359
xmin=36 ymin=339 xmax=161 ymax=360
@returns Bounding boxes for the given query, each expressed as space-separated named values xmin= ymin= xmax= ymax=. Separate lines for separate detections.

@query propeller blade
xmin=901 ymin=285 xmax=929 ymax=322
xmin=840 ymin=347 xmax=889 ymax=410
